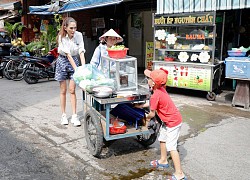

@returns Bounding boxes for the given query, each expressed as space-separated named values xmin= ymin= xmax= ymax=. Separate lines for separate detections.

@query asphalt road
xmin=0 ymin=77 xmax=250 ymax=180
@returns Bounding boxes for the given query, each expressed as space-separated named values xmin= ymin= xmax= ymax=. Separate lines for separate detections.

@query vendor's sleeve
xmin=77 ymin=33 xmax=86 ymax=55
xmin=90 ymin=46 xmax=101 ymax=67
xmin=58 ymin=36 xmax=70 ymax=55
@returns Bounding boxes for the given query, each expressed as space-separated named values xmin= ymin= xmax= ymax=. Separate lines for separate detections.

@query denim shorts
xmin=54 ymin=55 xmax=79 ymax=81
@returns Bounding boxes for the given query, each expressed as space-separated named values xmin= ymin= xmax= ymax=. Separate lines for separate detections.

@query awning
xmin=156 ymin=0 xmax=250 ymax=14
xmin=0 ymin=11 xmax=19 ymax=20
xmin=0 ymin=1 xmax=21 ymax=11
xmin=29 ymin=2 xmax=60 ymax=15
xmin=58 ymin=0 xmax=123 ymax=13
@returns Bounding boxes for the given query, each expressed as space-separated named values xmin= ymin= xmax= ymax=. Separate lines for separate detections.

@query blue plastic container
xmin=110 ymin=103 xmax=145 ymax=129
xmin=227 ymin=50 xmax=246 ymax=57
xmin=225 ymin=60 xmax=250 ymax=79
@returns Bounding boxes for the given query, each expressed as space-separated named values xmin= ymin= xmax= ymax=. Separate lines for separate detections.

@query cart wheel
xmin=206 ymin=92 xmax=216 ymax=101
xmin=84 ymin=110 xmax=103 ymax=157
xmin=137 ymin=133 xmax=158 ymax=147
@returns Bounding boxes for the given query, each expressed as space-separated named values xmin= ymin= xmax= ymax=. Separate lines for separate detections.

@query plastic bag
xmin=91 ymin=65 xmax=106 ymax=80
xmin=74 ymin=64 xmax=115 ymax=88
xmin=95 ymin=78 xmax=115 ymax=87
xmin=79 ymin=79 xmax=98 ymax=89
xmin=73 ymin=64 xmax=92 ymax=85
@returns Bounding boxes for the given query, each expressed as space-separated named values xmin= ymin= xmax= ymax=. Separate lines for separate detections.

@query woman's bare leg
xmin=60 ymin=81 xmax=67 ymax=114
xmin=69 ymin=79 xmax=77 ymax=115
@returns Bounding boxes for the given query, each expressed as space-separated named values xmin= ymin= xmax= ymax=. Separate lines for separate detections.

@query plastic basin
xmin=228 ymin=50 xmax=246 ymax=57
xmin=107 ymin=48 xmax=128 ymax=59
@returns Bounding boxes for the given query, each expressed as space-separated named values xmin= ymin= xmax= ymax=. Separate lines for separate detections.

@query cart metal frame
xmin=82 ymin=85 xmax=158 ymax=157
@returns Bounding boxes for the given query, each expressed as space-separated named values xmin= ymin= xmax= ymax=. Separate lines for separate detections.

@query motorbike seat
xmin=26 ymin=56 xmax=51 ymax=64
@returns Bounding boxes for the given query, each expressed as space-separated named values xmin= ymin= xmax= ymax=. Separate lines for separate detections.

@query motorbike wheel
xmin=1 ymin=62 xmax=11 ymax=80
xmin=23 ymin=70 xmax=38 ymax=84
xmin=136 ymin=133 xmax=158 ymax=147
xmin=4 ymin=59 xmax=25 ymax=81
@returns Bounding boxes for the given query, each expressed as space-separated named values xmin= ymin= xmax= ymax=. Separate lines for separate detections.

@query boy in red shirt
xmin=144 ymin=68 xmax=187 ymax=180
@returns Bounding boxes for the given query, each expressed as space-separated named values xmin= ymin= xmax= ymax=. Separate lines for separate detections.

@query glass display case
xmin=101 ymin=55 xmax=138 ymax=91
xmin=154 ymin=12 xmax=216 ymax=64
xmin=153 ymin=12 xmax=224 ymax=100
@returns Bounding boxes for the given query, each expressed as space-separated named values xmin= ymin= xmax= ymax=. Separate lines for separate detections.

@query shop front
xmin=153 ymin=0 xmax=250 ymax=101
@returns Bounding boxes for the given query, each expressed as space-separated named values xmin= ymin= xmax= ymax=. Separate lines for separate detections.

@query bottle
xmin=113 ymin=117 xmax=120 ymax=127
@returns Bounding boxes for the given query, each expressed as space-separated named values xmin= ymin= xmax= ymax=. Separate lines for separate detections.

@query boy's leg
xmin=166 ymin=123 xmax=186 ymax=179
xmin=157 ymin=125 xmax=169 ymax=165
xmin=159 ymin=141 xmax=168 ymax=164
xmin=170 ymin=150 xmax=185 ymax=179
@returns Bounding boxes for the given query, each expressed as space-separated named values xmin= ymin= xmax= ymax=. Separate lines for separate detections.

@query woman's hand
xmin=66 ymin=54 xmax=77 ymax=70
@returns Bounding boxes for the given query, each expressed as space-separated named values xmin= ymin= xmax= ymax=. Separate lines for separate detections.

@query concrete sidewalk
xmin=0 ymin=77 xmax=250 ymax=179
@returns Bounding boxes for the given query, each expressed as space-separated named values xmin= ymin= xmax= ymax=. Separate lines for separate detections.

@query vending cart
xmin=153 ymin=12 xmax=223 ymax=100
xmin=82 ymin=55 xmax=158 ymax=157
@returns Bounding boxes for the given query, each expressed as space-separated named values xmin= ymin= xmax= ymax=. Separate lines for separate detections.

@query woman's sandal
xmin=150 ymin=160 xmax=169 ymax=168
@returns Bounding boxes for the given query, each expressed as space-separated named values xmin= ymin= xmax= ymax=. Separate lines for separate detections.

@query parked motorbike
xmin=23 ymin=48 xmax=58 ymax=84
xmin=0 ymin=46 xmax=23 ymax=79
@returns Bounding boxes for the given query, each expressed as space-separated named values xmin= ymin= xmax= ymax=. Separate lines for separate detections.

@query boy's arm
xmin=146 ymin=109 xmax=156 ymax=122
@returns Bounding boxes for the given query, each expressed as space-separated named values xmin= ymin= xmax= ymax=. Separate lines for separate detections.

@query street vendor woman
xmin=90 ymin=28 xmax=123 ymax=69
xmin=55 ymin=17 xmax=86 ymax=127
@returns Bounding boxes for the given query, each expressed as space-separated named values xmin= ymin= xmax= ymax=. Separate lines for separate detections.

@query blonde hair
xmin=56 ymin=17 xmax=77 ymax=44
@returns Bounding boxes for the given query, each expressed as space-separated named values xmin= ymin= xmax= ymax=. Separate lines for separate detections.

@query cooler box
xmin=225 ymin=58 xmax=250 ymax=79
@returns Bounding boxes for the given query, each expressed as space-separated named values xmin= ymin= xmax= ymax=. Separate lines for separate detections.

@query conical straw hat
xmin=99 ymin=28 xmax=123 ymax=43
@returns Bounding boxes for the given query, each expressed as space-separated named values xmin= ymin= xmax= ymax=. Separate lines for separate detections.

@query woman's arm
xmin=76 ymin=32 xmax=86 ymax=66
xmin=79 ymin=52 xmax=85 ymax=66
xmin=66 ymin=54 xmax=77 ymax=69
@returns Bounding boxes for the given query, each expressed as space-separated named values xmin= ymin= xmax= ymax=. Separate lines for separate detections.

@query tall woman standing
xmin=55 ymin=17 xmax=86 ymax=126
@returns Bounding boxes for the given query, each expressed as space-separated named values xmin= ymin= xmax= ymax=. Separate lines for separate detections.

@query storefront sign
xmin=186 ymin=34 xmax=205 ymax=40
xmin=145 ymin=42 xmax=154 ymax=70
xmin=154 ymin=63 xmax=212 ymax=91
xmin=154 ymin=13 xmax=214 ymax=25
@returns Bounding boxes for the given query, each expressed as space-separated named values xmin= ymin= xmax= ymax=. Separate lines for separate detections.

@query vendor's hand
xmin=0 ymin=43 xmax=3 ymax=46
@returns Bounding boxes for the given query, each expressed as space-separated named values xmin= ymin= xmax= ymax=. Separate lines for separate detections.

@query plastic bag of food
xmin=96 ymin=78 xmax=115 ymax=87
xmin=79 ymin=79 xmax=98 ymax=89
xmin=91 ymin=65 xmax=106 ymax=80
xmin=73 ymin=64 xmax=92 ymax=85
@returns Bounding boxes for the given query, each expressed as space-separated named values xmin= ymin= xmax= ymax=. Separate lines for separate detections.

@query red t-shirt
xmin=150 ymin=87 xmax=182 ymax=128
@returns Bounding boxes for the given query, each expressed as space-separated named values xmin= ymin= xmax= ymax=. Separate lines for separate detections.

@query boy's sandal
xmin=150 ymin=160 xmax=169 ymax=168
xmin=169 ymin=174 xmax=187 ymax=180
